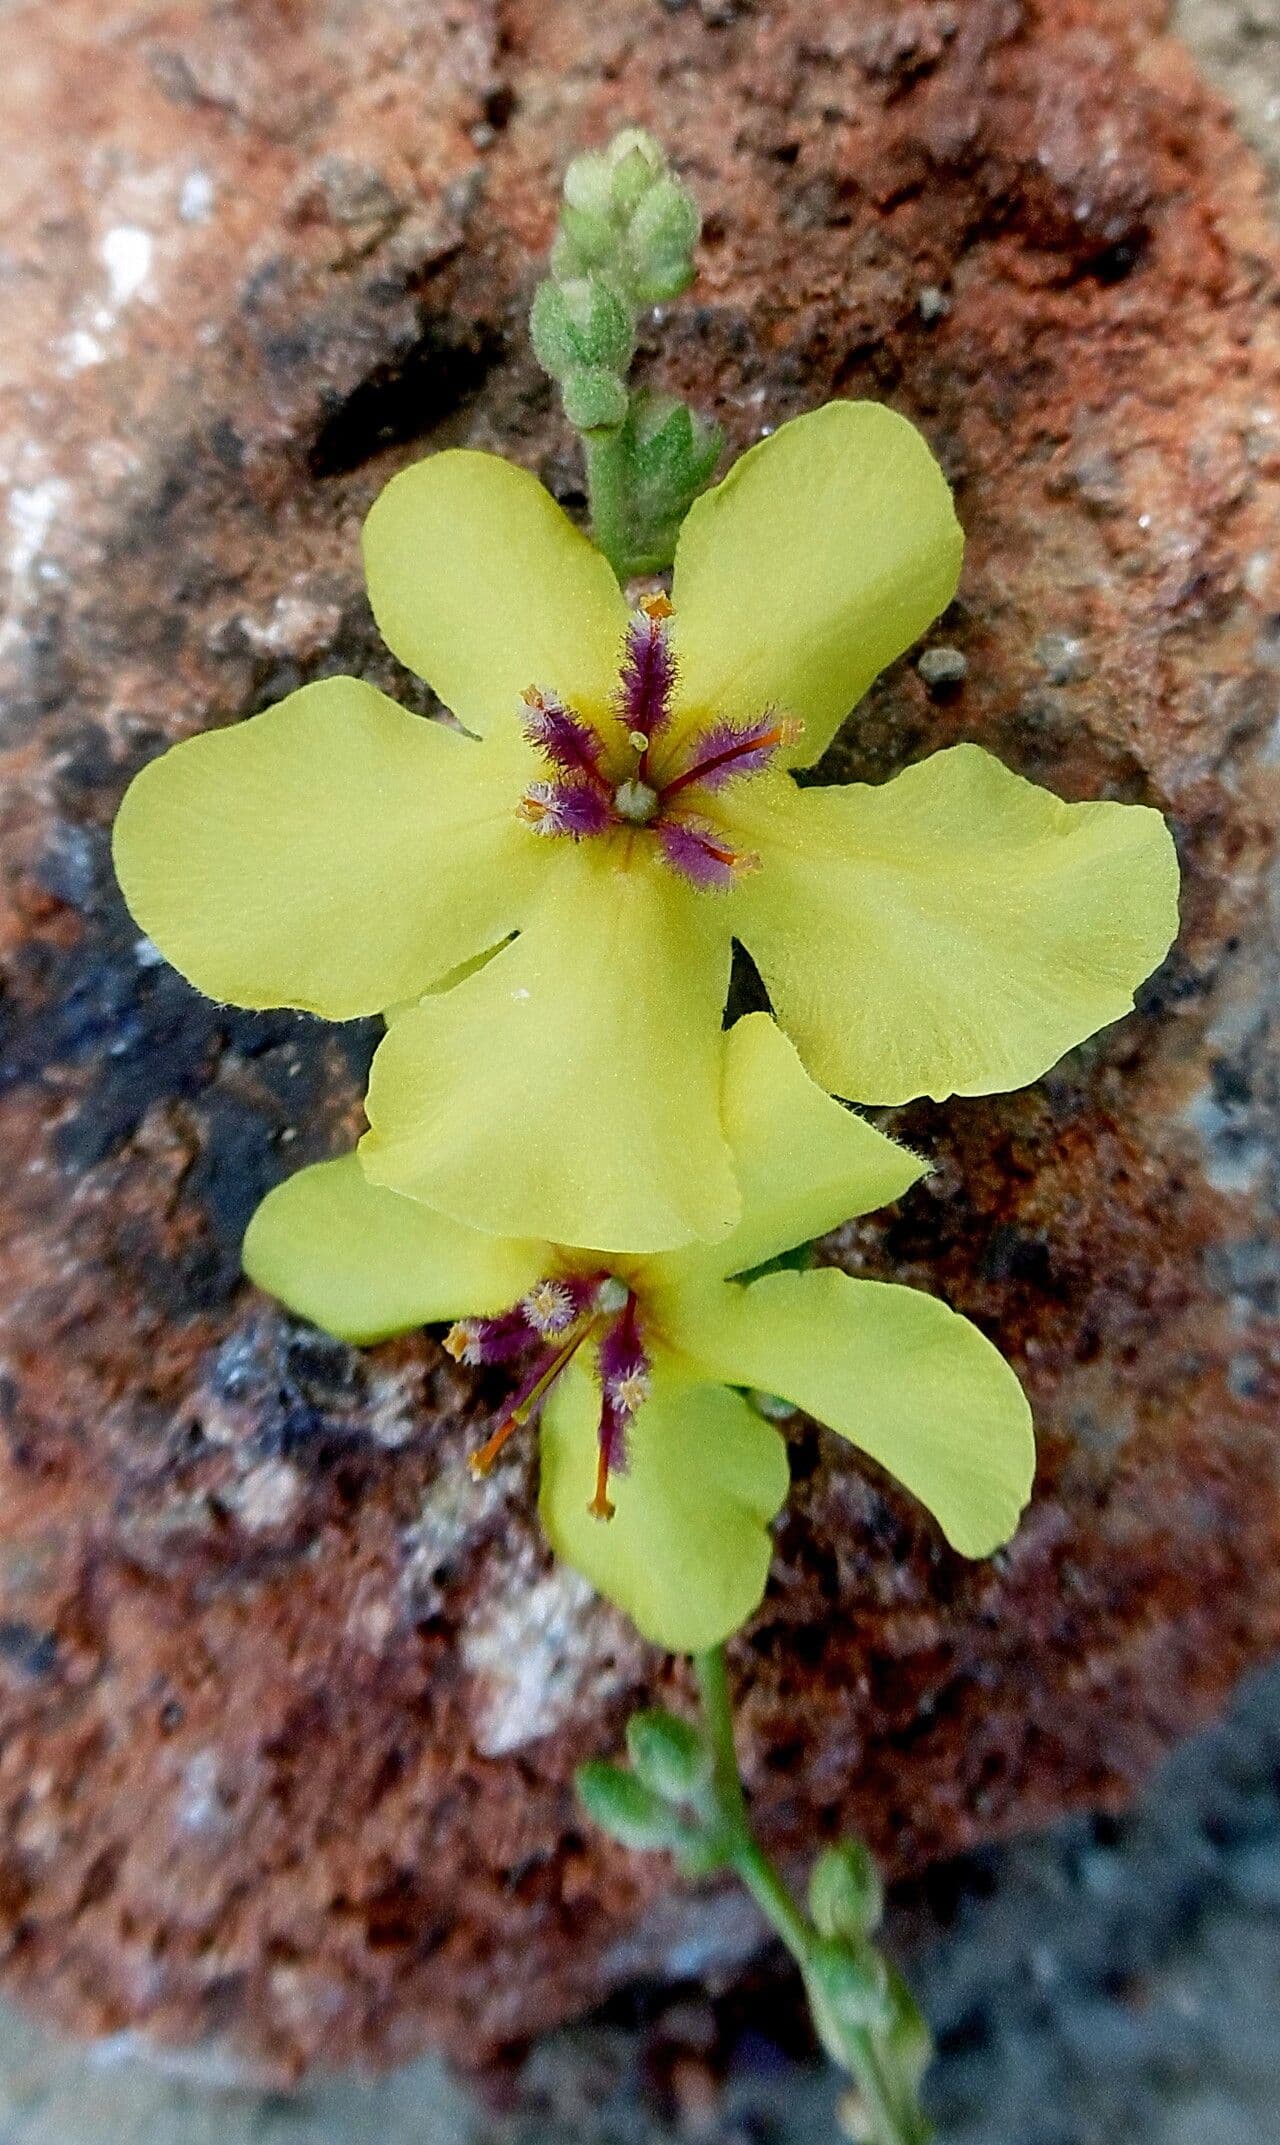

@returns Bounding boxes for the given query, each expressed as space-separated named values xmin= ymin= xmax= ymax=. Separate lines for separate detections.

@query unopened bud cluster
xmin=577 ymin=1705 xmax=721 ymax=1872
xmin=531 ymin=128 xmax=722 ymax=579
xmin=579 ymin=1715 xmax=934 ymax=2143
xmin=805 ymin=1844 xmax=933 ymax=2141
xmin=554 ymin=128 xmax=701 ymax=307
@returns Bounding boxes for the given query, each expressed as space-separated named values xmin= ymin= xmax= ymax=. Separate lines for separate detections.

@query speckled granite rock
xmin=0 ymin=0 xmax=1277 ymax=2086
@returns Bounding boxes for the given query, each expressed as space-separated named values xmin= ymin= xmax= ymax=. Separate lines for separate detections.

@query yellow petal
xmin=666 ymin=1268 xmax=1034 ymax=1559
xmin=539 ymin=1361 xmax=789 ymax=1652
xmin=360 ymin=842 xmax=738 ymax=1254
xmin=243 ymin=1155 xmax=549 ymax=1344
xmin=650 ymin=1014 xmax=926 ymax=1293
xmin=670 ymin=403 xmax=962 ymax=767
xmin=113 ymin=678 xmax=540 ymax=1018
xmin=362 ymin=450 xmax=629 ymax=738
xmin=729 ymin=745 xmax=1181 ymax=1105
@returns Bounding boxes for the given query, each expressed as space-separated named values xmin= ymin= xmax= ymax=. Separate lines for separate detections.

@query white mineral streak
xmin=100 ymin=226 xmax=154 ymax=311
xmin=179 ymin=170 xmax=215 ymax=223
xmin=460 ymin=1552 xmax=638 ymax=1757
xmin=2 ymin=471 xmax=71 ymax=659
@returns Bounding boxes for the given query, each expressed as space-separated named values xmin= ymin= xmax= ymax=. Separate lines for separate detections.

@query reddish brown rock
xmin=0 ymin=0 xmax=1277 ymax=2085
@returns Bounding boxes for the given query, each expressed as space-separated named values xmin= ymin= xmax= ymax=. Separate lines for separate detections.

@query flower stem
xmin=584 ymin=426 xmax=634 ymax=585
xmin=691 ymin=1648 xmax=931 ymax=2145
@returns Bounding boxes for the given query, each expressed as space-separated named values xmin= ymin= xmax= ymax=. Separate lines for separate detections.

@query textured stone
xmin=0 ymin=0 xmax=1278 ymax=2086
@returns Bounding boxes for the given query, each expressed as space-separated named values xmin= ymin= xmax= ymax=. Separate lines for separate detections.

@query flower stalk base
xmin=578 ymin=1644 xmax=934 ymax=2145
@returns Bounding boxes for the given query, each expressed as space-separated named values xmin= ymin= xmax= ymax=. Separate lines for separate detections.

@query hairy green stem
xmin=583 ymin=426 xmax=634 ymax=584
xmin=692 ymin=1648 xmax=929 ymax=2145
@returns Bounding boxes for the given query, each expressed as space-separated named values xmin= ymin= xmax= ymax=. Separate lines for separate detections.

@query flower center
xmin=515 ymin=593 xmax=803 ymax=890
xmin=445 ymin=1270 xmax=651 ymax=1522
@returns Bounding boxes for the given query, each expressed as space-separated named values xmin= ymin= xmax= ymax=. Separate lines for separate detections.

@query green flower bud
xmin=804 ymin=1938 xmax=892 ymax=2039
xmin=808 ymin=1840 xmax=885 ymax=1942
xmin=530 ymin=277 xmax=635 ymax=378
xmin=576 ymin=1760 xmax=685 ymax=1851
xmin=610 ymin=143 xmax=664 ymax=221
xmin=563 ymin=148 xmax=616 ymax=220
xmin=629 ymin=176 xmax=700 ymax=277
xmin=882 ymin=1966 xmax=933 ymax=2090
xmin=673 ymin=1829 xmax=733 ymax=1880
xmin=625 ymin=1709 xmax=710 ymax=1801
xmin=605 ymin=127 xmax=665 ymax=177
xmin=682 ymin=412 xmax=723 ymax=492
xmin=561 ymin=366 xmax=629 ymax=432
xmin=552 ymin=205 xmax=617 ymax=278
xmin=632 ymin=255 xmax=698 ymax=307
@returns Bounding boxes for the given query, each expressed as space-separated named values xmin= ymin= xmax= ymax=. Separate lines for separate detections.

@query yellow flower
xmin=243 ymin=1017 xmax=1034 ymax=1653
xmin=114 ymin=401 xmax=1179 ymax=1256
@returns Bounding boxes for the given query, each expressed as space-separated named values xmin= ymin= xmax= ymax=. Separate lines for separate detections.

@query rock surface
xmin=0 ymin=1651 xmax=1275 ymax=2144
xmin=0 ymin=0 xmax=1278 ymax=2085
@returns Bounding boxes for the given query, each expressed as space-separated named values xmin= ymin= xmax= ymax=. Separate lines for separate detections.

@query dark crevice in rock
xmin=307 ymin=319 xmax=505 ymax=478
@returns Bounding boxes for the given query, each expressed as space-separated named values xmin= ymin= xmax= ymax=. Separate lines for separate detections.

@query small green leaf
xmin=629 ymin=394 xmax=722 ymax=508
xmin=611 ymin=142 xmax=665 ymax=219
xmin=628 ymin=177 xmax=701 ymax=301
xmin=630 ymin=175 xmax=700 ymax=257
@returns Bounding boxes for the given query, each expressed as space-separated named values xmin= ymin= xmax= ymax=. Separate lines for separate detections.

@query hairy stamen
xmin=590 ymin=1292 xmax=651 ymax=1522
xmin=657 ymin=815 xmax=759 ymax=890
xmin=444 ymin=1308 xmax=536 ymax=1366
xmin=661 ymin=714 xmax=804 ymax=801
xmin=521 ymin=688 xmax=612 ymax=794
xmin=518 ymin=778 xmax=613 ymax=839
xmin=616 ymin=595 xmax=677 ymax=772
xmin=523 ymin=1277 xmax=592 ymax=1337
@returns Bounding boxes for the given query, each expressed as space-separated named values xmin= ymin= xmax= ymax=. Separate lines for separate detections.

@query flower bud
xmin=808 ymin=1839 xmax=885 ymax=1942
xmin=552 ymin=204 xmax=616 ymax=279
xmin=605 ymin=127 xmax=665 ymax=177
xmin=563 ymin=148 xmax=616 ymax=220
xmin=882 ymin=1965 xmax=933 ymax=2090
xmin=628 ymin=175 xmax=701 ymax=302
xmin=632 ymin=255 xmax=698 ymax=307
xmin=576 ymin=1760 xmax=685 ymax=1851
xmin=673 ymin=1829 xmax=732 ymax=1879
xmin=804 ymin=1938 xmax=891 ymax=2039
xmin=560 ymin=366 xmax=629 ymax=432
xmin=625 ymin=1709 xmax=710 ymax=1801
xmin=610 ymin=142 xmax=664 ymax=221
xmin=530 ymin=277 xmax=635 ymax=378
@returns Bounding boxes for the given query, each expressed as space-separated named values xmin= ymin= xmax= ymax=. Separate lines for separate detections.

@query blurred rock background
xmin=0 ymin=1652 xmax=1274 ymax=2144
xmin=0 ymin=0 xmax=1276 ymax=2138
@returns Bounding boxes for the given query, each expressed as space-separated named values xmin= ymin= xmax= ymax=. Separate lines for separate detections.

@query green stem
xmin=583 ymin=425 xmax=633 ymax=584
xmin=692 ymin=1648 xmax=929 ymax=2145
xmin=693 ymin=1649 xmax=809 ymax=1955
